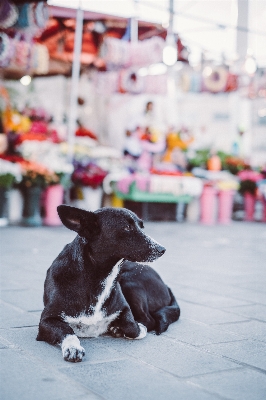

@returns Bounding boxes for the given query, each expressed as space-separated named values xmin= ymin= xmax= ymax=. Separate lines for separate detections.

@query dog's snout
xmin=157 ymin=245 xmax=166 ymax=255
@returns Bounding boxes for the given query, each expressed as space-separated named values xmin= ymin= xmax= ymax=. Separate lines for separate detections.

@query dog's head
xmin=57 ymin=205 xmax=165 ymax=263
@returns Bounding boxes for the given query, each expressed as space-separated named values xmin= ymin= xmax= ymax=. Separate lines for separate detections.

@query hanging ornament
xmin=15 ymin=3 xmax=30 ymax=28
xmin=32 ymin=43 xmax=49 ymax=75
xmin=0 ymin=33 xmax=15 ymax=68
xmin=0 ymin=1 xmax=18 ymax=29
xmin=202 ymin=66 xmax=228 ymax=93
xmin=33 ymin=2 xmax=49 ymax=28
xmin=14 ymin=39 xmax=32 ymax=69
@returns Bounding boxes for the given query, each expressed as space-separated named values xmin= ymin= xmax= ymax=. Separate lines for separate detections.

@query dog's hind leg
xmin=121 ymin=284 xmax=157 ymax=331
xmin=151 ymin=288 xmax=180 ymax=335
xmin=37 ymin=317 xmax=85 ymax=363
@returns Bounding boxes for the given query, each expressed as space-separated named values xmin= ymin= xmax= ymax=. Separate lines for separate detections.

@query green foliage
xmin=56 ymin=173 xmax=71 ymax=189
xmin=239 ymin=179 xmax=257 ymax=195
xmin=0 ymin=173 xmax=15 ymax=188
xmin=188 ymin=149 xmax=210 ymax=168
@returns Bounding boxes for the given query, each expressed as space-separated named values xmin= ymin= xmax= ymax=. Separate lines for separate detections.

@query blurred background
xmin=0 ymin=0 xmax=266 ymax=227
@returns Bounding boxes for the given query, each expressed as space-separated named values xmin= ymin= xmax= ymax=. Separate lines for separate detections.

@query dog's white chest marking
xmin=63 ymin=259 xmax=123 ymax=338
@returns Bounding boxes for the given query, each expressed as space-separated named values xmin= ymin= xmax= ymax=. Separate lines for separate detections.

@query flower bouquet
xmin=18 ymin=140 xmax=73 ymax=188
xmin=71 ymin=162 xmax=108 ymax=211
xmin=0 ymin=158 xmax=22 ymax=188
xmin=18 ymin=160 xmax=59 ymax=188
xmin=72 ymin=162 xmax=107 ymax=189
xmin=222 ymin=156 xmax=249 ymax=175
xmin=237 ymin=169 xmax=264 ymax=222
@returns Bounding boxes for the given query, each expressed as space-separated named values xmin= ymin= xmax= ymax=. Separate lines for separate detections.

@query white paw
xmin=61 ymin=335 xmax=85 ymax=363
xmin=125 ymin=323 xmax=147 ymax=340
xmin=135 ymin=323 xmax=147 ymax=339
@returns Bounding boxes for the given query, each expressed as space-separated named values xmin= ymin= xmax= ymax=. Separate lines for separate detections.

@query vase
xmin=22 ymin=186 xmax=43 ymax=227
xmin=0 ymin=187 xmax=9 ymax=227
xmin=186 ymin=197 xmax=200 ymax=223
xmin=207 ymin=155 xmax=221 ymax=171
xmin=8 ymin=188 xmax=23 ymax=225
xmin=43 ymin=184 xmax=64 ymax=226
xmin=262 ymin=199 xmax=266 ymax=223
xmin=218 ymin=190 xmax=234 ymax=224
xmin=200 ymin=186 xmax=217 ymax=225
xmin=82 ymin=186 xmax=103 ymax=211
xmin=244 ymin=192 xmax=255 ymax=222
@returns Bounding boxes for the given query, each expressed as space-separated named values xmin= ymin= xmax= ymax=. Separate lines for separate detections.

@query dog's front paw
xmin=109 ymin=326 xmax=124 ymax=338
xmin=61 ymin=335 xmax=85 ymax=363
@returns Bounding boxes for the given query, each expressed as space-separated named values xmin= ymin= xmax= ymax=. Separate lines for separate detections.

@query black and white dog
xmin=37 ymin=205 xmax=180 ymax=362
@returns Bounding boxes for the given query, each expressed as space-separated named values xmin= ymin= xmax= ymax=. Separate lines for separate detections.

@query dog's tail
xmin=152 ymin=287 xmax=180 ymax=335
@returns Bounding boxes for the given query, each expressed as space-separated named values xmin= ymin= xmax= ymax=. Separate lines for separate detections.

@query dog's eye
xmin=124 ymin=225 xmax=132 ymax=232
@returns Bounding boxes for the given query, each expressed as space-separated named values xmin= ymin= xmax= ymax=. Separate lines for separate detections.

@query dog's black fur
xmin=37 ymin=205 xmax=180 ymax=362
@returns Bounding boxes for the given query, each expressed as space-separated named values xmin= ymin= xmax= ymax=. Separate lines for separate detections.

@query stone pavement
xmin=0 ymin=221 xmax=266 ymax=400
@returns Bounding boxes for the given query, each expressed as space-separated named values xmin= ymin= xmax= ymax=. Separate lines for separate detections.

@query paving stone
xmin=234 ymin=278 xmax=266 ymax=293
xmin=228 ymin=304 xmax=266 ymax=322
xmin=0 ymin=337 xmax=8 ymax=349
xmin=189 ymin=368 xmax=266 ymax=400
xmin=0 ymin=288 xmax=44 ymax=311
xmin=0 ymin=301 xmax=40 ymax=328
xmin=178 ymin=300 xmax=250 ymax=325
xmin=162 ymin=318 xmax=243 ymax=346
xmin=0 ymin=327 xmax=126 ymax=368
xmin=0 ymin=279 xmax=28 ymax=291
xmin=202 ymin=340 xmax=266 ymax=371
xmin=0 ymin=348 xmax=101 ymax=400
xmin=179 ymin=280 xmax=266 ymax=306
xmin=172 ymin=284 xmax=253 ymax=308
xmin=95 ymin=333 xmax=241 ymax=378
xmin=1 ymin=222 xmax=266 ymax=400
xmin=60 ymin=358 xmax=220 ymax=400
xmin=214 ymin=320 xmax=266 ymax=343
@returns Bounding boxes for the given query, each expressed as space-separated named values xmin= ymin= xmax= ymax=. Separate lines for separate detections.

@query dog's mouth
xmin=126 ymin=248 xmax=165 ymax=263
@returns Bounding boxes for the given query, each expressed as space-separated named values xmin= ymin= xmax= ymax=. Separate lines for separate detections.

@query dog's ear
xmin=57 ymin=205 xmax=99 ymax=236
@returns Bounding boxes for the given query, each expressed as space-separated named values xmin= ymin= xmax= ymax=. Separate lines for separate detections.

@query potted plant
xmin=238 ymin=169 xmax=263 ymax=221
xmin=17 ymin=140 xmax=74 ymax=225
xmin=18 ymin=160 xmax=59 ymax=226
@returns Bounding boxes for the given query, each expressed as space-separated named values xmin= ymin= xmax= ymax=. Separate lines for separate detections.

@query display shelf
xmin=114 ymin=182 xmax=192 ymax=204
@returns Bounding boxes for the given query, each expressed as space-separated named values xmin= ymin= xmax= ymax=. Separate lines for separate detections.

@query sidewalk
xmin=1 ymin=221 xmax=266 ymax=400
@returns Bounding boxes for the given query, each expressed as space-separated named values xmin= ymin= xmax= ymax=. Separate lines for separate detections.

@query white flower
xmin=0 ymin=159 xmax=22 ymax=182
xmin=17 ymin=140 xmax=73 ymax=175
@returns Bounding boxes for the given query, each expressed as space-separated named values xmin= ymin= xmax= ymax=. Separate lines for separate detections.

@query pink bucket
xmin=244 ymin=193 xmax=256 ymax=222
xmin=218 ymin=190 xmax=234 ymax=224
xmin=43 ymin=184 xmax=64 ymax=226
xmin=200 ymin=186 xmax=217 ymax=225
xmin=262 ymin=199 xmax=266 ymax=222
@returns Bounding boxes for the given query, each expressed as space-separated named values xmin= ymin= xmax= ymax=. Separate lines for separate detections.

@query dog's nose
xmin=157 ymin=245 xmax=166 ymax=255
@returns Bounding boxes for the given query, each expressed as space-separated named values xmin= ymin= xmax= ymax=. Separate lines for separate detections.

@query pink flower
xmin=238 ymin=170 xmax=263 ymax=182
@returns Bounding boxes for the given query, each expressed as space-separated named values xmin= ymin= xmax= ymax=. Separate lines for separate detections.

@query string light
xmin=20 ymin=75 xmax=32 ymax=86
xmin=163 ymin=33 xmax=177 ymax=66
xmin=244 ymin=55 xmax=257 ymax=75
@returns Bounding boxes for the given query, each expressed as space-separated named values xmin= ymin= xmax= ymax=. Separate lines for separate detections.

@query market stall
xmin=1 ymin=1 xmax=266 ymax=226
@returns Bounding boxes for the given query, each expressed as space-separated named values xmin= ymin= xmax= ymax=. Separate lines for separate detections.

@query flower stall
xmin=1 ymin=2 xmax=266 ymax=226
